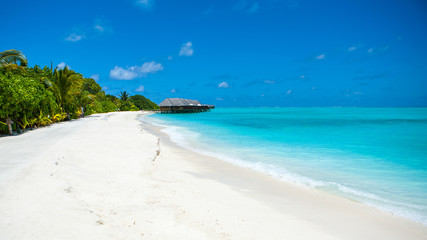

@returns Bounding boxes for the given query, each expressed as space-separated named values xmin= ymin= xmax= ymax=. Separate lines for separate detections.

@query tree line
xmin=0 ymin=49 xmax=159 ymax=135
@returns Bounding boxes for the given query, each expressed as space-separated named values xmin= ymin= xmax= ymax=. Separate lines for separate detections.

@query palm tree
xmin=0 ymin=49 xmax=28 ymax=71
xmin=119 ymin=91 xmax=129 ymax=101
xmin=51 ymin=66 xmax=83 ymax=115
xmin=75 ymin=91 xmax=95 ymax=117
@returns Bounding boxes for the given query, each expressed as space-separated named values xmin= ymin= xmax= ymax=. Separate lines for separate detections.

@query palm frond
xmin=0 ymin=49 xmax=28 ymax=67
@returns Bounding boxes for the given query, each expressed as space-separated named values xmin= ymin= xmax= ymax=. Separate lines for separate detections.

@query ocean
xmin=142 ymin=107 xmax=427 ymax=225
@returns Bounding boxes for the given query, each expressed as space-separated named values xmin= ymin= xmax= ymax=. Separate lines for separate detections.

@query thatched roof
xmin=159 ymin=98 xmax=202 ymax=107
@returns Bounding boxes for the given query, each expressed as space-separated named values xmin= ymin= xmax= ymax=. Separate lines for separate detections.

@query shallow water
xmin=143 ymin=107 xmax=427 ymax=225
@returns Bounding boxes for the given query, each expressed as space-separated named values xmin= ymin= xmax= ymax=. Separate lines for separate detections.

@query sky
xmin=1 ymin=0 xmax=427 ymax=107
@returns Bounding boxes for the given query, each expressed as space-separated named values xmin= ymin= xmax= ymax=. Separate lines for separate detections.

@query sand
xmin=0 ymin=111 xmax=426 ymax=240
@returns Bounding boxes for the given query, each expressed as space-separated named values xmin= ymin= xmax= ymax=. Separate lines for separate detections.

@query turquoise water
xmin=143 ymin=108 xmax=427 ymax=225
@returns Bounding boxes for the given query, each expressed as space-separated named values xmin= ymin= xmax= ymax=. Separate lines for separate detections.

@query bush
xmin=100 ymin=100 xmax=118 ymax=112
xmin=0 ymin=73 xmax=58 ymax=133
xmin=129 ymin=94 xmax=159 ymax=110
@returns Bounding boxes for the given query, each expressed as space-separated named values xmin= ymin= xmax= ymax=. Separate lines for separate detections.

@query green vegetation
xmin=129 ymin=94 xmax=160 ymax=110
xmin=0 ymin=49 xmax=159 ymax=135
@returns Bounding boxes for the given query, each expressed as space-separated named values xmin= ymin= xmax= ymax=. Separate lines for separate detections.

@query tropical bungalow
xmin=159 ymin=98 xmax=215 ymax=113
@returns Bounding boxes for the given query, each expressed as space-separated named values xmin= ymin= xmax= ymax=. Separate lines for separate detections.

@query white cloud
xmin=136 ymin=0 xmax=154 ymax=9
xmin=94 ymin=25 xmax=104 ymax=32
xmin=216 ymin=97 xmax=225 ymax=101
xmin=248 ymin=2 xmax=259 ymax=13
xmin=94 ymin=18 xmax=113 ymax=34
xmin=348 ymin=46 xmax=357 ymax=51
xmin=171 ymin=89 xmax=176 ymax=93
xmin=66 ymin=18 xmax=112 ymax=43
xmin=234 ymin=1 xmax=259 ymax=13
xmin=110 ymin=61 xmax=164 ymax=80
xmin=264 ymin=80 xmax=275 ymax=84
xmin=139 ymin=61 xmax=164 ymax=73
xmin=65 ymin=33 xmax=84 ymax=42
xmin=137 ymin=0 xmax=150 ymax=5
xmin=315 ymin=54 xmax=325 ymax=60
xmin=179 ymin=42 xmax=194 ymax=56
xmin=286 ymin=90 xmax=292 ymax=94
xmin=110 ymin=66 xmax=139 ymax=80
xmin=56 ymin=62 xmax=70 ymax=70
xmin=135 ymin=85 xmax=145 ymax=92
xmin=218 ymin=81 xmax=230 ymax=88
xmin=57 ymin=62 xmax=66 ymax=69
xmin=90 ymin=74 xmax=100 ymax=81
xmin=367 ymin=48 xmax=374 ymax=53
xmin=167 ymin=55 xmax=173 ymax=60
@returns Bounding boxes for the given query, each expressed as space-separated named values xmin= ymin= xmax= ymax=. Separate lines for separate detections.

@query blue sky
xmin=2 ymin=0 xmax=427 ymax=106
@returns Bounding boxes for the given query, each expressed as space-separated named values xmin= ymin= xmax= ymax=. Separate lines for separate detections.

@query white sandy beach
xmin=0 ymin=111 xmax=426 ymax=240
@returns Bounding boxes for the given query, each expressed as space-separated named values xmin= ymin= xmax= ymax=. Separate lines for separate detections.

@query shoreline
xmin=142 ymin=113 xmax=427 ymax=238
xmin=1 ymin=112 xmax=426 ymax=239
xmin=141 ymin=111 xmax=427 ymax=227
